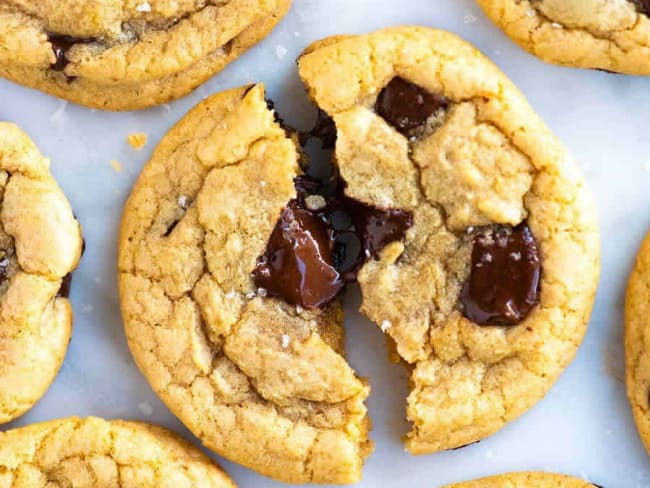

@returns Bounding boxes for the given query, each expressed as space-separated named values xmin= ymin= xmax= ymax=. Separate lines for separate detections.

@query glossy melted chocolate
xmin=461 ymin=224 xmax=541 ymax=326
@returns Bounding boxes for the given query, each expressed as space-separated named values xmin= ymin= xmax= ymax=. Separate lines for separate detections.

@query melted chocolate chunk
xmin=253 ymin=177 xmax=412 ymax=309
xmin=633 ymin=0 xmax=650 ymax=15
xmin=57 ymin=273 xmax=73 ymax=298
xmin=299 ymin=110 xmax=337 ymax=149
xmin=375 ymin=77 xmax=449 ymax=135
xmin=461 ymin=223 xmax=541 ymax=326
xmin=48 ymin=34 xmax=95 ymax=72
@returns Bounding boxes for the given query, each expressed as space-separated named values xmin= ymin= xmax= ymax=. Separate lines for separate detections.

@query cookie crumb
xmin=136 ymin=1 xmax=151 ymax=12
xmin=138 ymin=402 xmax=153 ymax=416
xmin=281 ymin=334 xmax=291 ymax=348
xmin=127 ymin=132 xmax=148 ymax=150
xmin=380 ymin=320 xmax=392 ymax=332
xmin=305 ymin=194 xmax=326 ymax=211
xmin=275 ymin=45 xmax=288 ymax=59
xmin=110 ymin=160 xmax=123 ymax=172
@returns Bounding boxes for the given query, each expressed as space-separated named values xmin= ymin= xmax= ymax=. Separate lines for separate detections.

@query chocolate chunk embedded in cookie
xmin=0 ymin=122 xmax=83 ymax=424
xmin=477 ymin=0 xmax=650 ymax=75
xmin=0 ymin=0 xmax=291 ymax=110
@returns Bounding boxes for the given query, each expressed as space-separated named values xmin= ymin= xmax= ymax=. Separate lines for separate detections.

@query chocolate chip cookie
xmin=298 ymin=26 xmax=599 ymax=454
xmin=444 ymin=472 xmax=598 ymax=488
xmin=477 ymin=0 xmax=650 ymax=74
xmin=0 ymin=122 xmax=83 ymax=424
xmin=625 ymin=230 xmax=650 ymax=456
xmin=0 ymin=416 xmax=236 ymax=487
xmin=118 ymin=84 xmax=372 ymax=484
xmin=0 ymin=0 xmax=290 ymax=110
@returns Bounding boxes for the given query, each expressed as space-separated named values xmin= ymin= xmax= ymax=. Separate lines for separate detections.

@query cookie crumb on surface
xmin=127 ymin=132 xmax=148 ymax=150
xmin=110 ymin=160 xmax=123 ymax=172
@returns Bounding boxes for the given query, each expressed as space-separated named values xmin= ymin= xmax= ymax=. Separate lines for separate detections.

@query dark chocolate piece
xmin=633 ymin=0 xmax=650 ymax=16
xmin=375 ymin=77 xmax=449 ymax=135
xmin=253 ymin=177 xmax=412 ymax=309
xmin=48 ymin=34 xmax=95 ymax=72
xmin=57 ymin=273 xmax=72 ymax=298
xmin=299 ymin=110 xmax=337 ymax=149
xmin=461 ymin=223 xmax=541 ymax=326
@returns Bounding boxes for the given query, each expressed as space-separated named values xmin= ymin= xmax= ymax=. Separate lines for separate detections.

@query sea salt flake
xmin=509 ymin=252 xmax=521 ymax=261
xmin=275 ymin=45 xmax=288 ymax=59
xmin=464 ymin=14 xmax=477 ymax=24
xmin=281 ymin=334 xmax=291 ymax=348
xmin=257 ymin=287 xmax=268 ymax=298
xmin=178 ymin=195 xmax=189 ymax=208
xmin=551 ymin=22 xmax=562 ymax=28
xmin=225 ymin=290 xmax=237 ymax=299
xmin=245 ymin=291 xmax=256 ymax=299
xmin=136 ymin=1 xmax=151 ymax=12
xmin=380 ymin=320 xmax=392 ymax=332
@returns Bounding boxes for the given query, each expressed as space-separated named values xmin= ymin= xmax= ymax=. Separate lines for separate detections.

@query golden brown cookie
xmin=0 ymin=0 xmax=291 ymax=110
xmin=444 ymin=472 xmax=598 ymax=488
xmin=297 ymin=26 xmax=600 ymax=454
xmin=118 ymin=84 xmax=372 ymax=484
xmin=477 ymin=0 xmax=650 ymax=74
xmin=0 ymin=122 xmax=83 ymax=424
xmin=625 ymin=230 xmax=650 ymax=456
xmin=0 ymin=416 xmax=236 ymax=487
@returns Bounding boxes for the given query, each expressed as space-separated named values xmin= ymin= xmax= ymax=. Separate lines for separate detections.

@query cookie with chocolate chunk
xmin=0 ymin=416 xmax=236 ymax=487
xmin=0 ymin=0 xmax=290 ymax=110
xmin=0 ymin=122 xmax=83 ymax=423
xmin=444 ymin=472 xmax=599 ymax=488
xmin=477 ymin=0 xmax=650 ymax=74
xmin=298 ymin=26 xmax=599 ymax=454
xmin=625 ymin=230 xmax=650 ymax=457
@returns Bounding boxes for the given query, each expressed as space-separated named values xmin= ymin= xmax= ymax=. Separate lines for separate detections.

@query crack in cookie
xmin=0 ymin=417 xmax=236 ymax=487
xmin=477 ymin=0 xmax=650 ymax=74
xmin=0 ymin=122 xmax=83 ymax=424
xmin=0 ymin=0 xmax=291 ymax=110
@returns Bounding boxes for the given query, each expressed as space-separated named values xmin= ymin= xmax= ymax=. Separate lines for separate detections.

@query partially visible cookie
xmin=298 ymin=26 xmax=600 ymax=454
xmin=444 ymin=472 xmax=598 ymax=488
xmin=118 ymin=84 xmax=372 ymax=484
xmin=0 ymin=122 xmax=82 ymax=424
xmin=0 ymin=416 xmax=236 ymax=487
xmin=625 ymin=230 xmax=650 ymax=455
xmin=0 ymin=0 xmax=290 ymax=110
xmin=477 ymin=0 xmax=650 ymax=74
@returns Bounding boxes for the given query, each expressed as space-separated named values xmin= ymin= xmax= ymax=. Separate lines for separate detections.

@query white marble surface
xmin=1 ymin=0 xmax=649 ymax=486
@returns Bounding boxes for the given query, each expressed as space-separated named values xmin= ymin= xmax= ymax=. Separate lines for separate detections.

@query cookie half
xmin=444 ymin=472 xmax=598 ymax=488
xmin=118 ymin=85 xmax=372 ymax=484
xmin=625 ymin=230 xmax=650 ymax=455
xmin=0 ymin=122 xmax=82 ymax=424
xmin=477 ymin=0 xmax=650 ymax=74
xmin=0 ymin=416 xmax=236 ymax=487
xmin=298 ymin=26 xmax=599 ymax=454
xmin=0 ymin=0 xmax=290 ymax=110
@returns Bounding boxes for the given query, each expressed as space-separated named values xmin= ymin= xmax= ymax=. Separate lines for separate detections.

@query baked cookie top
xmin=444 ymin=472 xmax=598 ymax=488
xmin=625 ymin=230 xmax=650 ymax=456
xmin=0 ymin=0 xmax=290 ymax=110
xmin=118 ymin=84 xmax=372 ymax=484
xmin=0 ymin=416 xmax=236 ymax=487
xmin=0 ymin=122 xmax=82 ymax=424
xmin=298 ymin=26 xmax=599 ymax=454
xmin=477 ymin=0 xmax=650 ymax=74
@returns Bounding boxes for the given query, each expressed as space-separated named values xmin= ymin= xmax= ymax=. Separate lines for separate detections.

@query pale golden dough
xmin=477 ymin=0 xmax=650 ymax=74
xmin=298 ymin=26 xmax=599 ymax=454
xmin=0 ymin=417 xmax=236 ymax=487
xmin=444 ymin=472 xmax=597 ymax=488
xmin=118 ymin=85 xmax=371 ymax=484
xmin=0 ymin=122 xmax=82 ymax=424
xmin=0 ymin=0 xmax=290 ymax=110
xmin=625 ymin=230 xmax=650 ymax=457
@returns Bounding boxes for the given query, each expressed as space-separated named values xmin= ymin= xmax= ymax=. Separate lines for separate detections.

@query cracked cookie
xmin=0 ymin=122 xmax=82 ymax=424
xmin=444 ymin=472 xmax=599 ymax=488
xmin=625 ymin=230 xmax=650 ymax=457
xmin=0 ymin=416 xmax=236 ymax=487
xmin=0 ymin=0 xmax=290 ymax=110
xmin=477 ymin=0 xmax=650 ymax=74
xmin=297 ymin=26 xmax=599 ymax=454
xmin=118 ymin=84 xmax=372 ymax=484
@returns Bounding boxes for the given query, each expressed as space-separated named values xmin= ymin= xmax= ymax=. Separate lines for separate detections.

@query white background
xmin=2 ymin=0 xmax=649 ymax=486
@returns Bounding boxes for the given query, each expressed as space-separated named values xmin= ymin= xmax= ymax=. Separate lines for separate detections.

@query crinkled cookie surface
xmin=443 ymin=472 xmax=597 ymax=488
xmin=477 ymin=0 xmax=650 ymax=74
xmin=0 ymin=0 xmax=290 ymax=110
xmin=298 ymin=26 xmax=599 ymax=454
xmin=0 ymin=122 xmax=82 ymax=424
xmin=625 ymin=230 xmax=650 ymax=457
xmin=0 ymin=416 xmax=236 ymax=487
xmin=118 ymin=84 xmax=372 ymax=484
